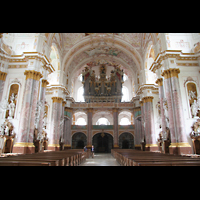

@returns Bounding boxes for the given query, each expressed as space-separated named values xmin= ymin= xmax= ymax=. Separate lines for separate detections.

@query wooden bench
xmin=112 ymin=149 xmax=200 ymax=166
xmin=0 ymin=149 xmax=87 ymax=166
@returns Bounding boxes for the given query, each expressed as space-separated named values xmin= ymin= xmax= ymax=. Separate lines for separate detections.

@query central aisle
xmin=80 ymin=153 xmax=120 ymax=166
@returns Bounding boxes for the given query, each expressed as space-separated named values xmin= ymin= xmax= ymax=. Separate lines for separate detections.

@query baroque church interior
xmin=1 ymin=33 xmax=200 ymax=163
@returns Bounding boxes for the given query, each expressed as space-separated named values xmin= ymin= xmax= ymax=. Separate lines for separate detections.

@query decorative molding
xmin=51 ymin=97 xmax=63 ymax=103
xmin=150 ymin=50 xmax=199 ymax=73
xmin=0 ymin=71 xmax=7 ymax=81
xmin=24 ymin=70 xmax=43 ymax=81
xmin=161 ymin=68 xmax=180 ymax=79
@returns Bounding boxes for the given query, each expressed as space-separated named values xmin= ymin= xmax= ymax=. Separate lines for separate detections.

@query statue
xmin=191 ymin=100 xmax=199 ymax=118
xmin=7 ymin=93 xmax=17 ymax=119
xmin=163 ymin=99 xmax=169 ymax=127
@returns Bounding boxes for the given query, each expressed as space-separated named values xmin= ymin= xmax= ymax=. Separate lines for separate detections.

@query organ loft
xmin=82 ymin=64 xmax=124 ymax=103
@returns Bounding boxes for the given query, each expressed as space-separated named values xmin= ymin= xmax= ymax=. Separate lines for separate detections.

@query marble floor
xmin=80 ymin=153 xmax=120 ymax=166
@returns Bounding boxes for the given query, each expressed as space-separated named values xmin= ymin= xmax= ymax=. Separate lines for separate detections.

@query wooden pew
xmin=0 ymin=149 xmax=87 ymax=166
xmin=112 ymin=149 xmax=200 ymax=166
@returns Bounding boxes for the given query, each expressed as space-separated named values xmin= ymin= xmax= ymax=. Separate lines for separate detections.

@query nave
xmin=79 ymin=153 xmax=120 ymax=166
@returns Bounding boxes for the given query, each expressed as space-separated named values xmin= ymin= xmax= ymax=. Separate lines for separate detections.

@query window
xmin=77 ymin=86 xmax=84 ymax=102
xmin=96 ymin=117 xmax=110 ymax=125
xmin=119 ymin=117 xmax=131 ymax=125
xmin=76 ymin=117 xmax=86 ymax=125
xmin=121 ymin=86 xmax=129 ymax=102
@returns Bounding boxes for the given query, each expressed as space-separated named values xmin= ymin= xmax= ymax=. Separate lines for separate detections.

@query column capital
xmin=87 ymin=108 xmax=93 ymax=113
xmin=112 ymin=108 xmax=119 ymax=113
xmin=41 ymin=79 xmax=49 ymax=88
xmin=161 ymin=68 xmax=180 ymax=79
xmin=24 ymin=70 xmax=43 ymax=81
xmin=62 ymin=101 xmax=66 ymax=107
xmin=65 ymin=107 xmax=73 ymax=113
xmin=0 ymin=71 xmax=7 ymax=81
xmin=155 ymin=78 xmax=163 ymax=86
xmin=139 ymin=101 xmax=143 ymax=106
xmin=51 ymin=97 xmax=63 ymax=103
xmin=142 ymin=96 xmax=154 ymax=103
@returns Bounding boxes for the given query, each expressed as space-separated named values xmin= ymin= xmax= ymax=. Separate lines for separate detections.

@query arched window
xmin=77 ymin=86 xmax=84 ymax=102
xmin=96 ymin=117 xmax=110 ymax=125
xmin=76 ymin=117 xmax=86 ymax=125
xmin=121 ymin=86 xmax=129 ymax=102
xmin=119 ymin=117 xmax=131 ymax=125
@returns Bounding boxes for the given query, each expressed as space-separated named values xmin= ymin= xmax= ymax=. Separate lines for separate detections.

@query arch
xmin=118 ymin=110 xmax=134 ymax=125
xmin=121 ymin=86 xmax=129 ymax=102
xmin=143 ymin=42 xmax=157 ymax=84
xmin=93 ymin=110 xmax=113 ymax=125
xmin=76 ymin=86 xmax=84 ymax=102
xmin=92 ymin=132 xmax=113 ymax=153
xmin=73 ymin=111 xmax=87 ymax=125
xmin=185 ymin=80 xmax=200 ymax=118
xmin=119 ymin=132 xmax=134 ymax=149
xmin=71 ymin=132 xmax=87 ymax=149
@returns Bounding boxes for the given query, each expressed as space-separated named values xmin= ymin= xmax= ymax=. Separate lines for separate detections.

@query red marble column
xmin=113 ymin=108 xmax=119 ymax=148
xmin=142 ymin=96 xmax=156 ymax=151
xmin=48 ymin=97 xmax=63 ymax=151
xmin=13 ymin=70 xmax=43 ymax=154
xmin=87 ymin=108 xmax=93 ymax=148
xmin=161 ymin=68 xmax=191 ymax=154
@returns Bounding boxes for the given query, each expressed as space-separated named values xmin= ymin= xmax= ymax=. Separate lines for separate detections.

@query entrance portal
xmin=92 ymin=133 xmax=113 ymax=153
xmin=72 ymin=132 xmax=87 ymax=149
xmin=119 ymin=132 xmax=134 ymax=149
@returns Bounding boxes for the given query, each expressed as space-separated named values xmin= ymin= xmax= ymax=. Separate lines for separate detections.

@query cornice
xmin=150 ymin=50 xmax=199 ymax=73
xmin=0 ymin=52 xmax=55 ymax=73
xmin=46 ymin=84 xmax=69 ymax=95
xmin=136 ymin=84 xmax=158 ymax=95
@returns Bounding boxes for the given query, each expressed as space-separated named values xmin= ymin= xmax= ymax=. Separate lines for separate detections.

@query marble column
xmin=38 ymin=79 xmax=49 ymax=135
xmin=161 ymin=68 xmax=190 ymax=154
xmin=113 ymin=108 xmax=119 ymax=148
xmin=142 ymin=96 xmax=156 ymax=150
xmin=87 ymin=108 xmax=93 ymax=148
xmin=155 ymin=78 xmax=166 ymax=132
xmin=64 ymin=107 xmax=72 ymax=149
xmin=139 ymin=101 xmax=145 ymax=142
xmin=48 ymin=97 xmax=63 ymax=151
xmin=0 ymin=71 xmax=7 ymax=101
xmin=13 ymin=70 xmax=43 ymax=154
xmin=133 ymin=107 xmax=142 ymax=148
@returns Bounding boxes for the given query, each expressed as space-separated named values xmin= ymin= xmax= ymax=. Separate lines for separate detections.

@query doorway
xmin=92 ymin=133 xmax=113 ymax=153
xmin=119 ymin=132 xmax=134 ymax=149
xmin=72 ymin=132 xmax=87 ymax=149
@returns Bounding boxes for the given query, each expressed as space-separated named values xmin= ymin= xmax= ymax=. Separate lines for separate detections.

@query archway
xmin=72 ymin=132 xmax=87 ymax=149
xmin=119 ymin=132 xmax=134 ymax=149
xmin=92 ymin=133 xmax=113 ymax=153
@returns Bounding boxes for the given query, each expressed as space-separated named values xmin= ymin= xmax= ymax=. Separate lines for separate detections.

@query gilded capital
xmin=62 ymin=101 xmax=66 ymax=107
xmin=161 ymin=68 xmax=180 ymax=79
xmin=155 ymin=78 xmax=163 ymax=86
xmin=0 ymin=71 xmax=7 ymax=81
xmin=24 ymin=70 xmax=43 ymax=81
xmin=41 ymin=79 xmax=49 ymax=88
xmin=142 ymin=96 xmax=154 ymax=103
xmin=52 ymin=97 xmax=63 ymax=103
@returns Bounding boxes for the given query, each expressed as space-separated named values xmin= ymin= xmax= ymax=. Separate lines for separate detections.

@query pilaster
xmin=87 ymin=108 xmax=93 ymax=148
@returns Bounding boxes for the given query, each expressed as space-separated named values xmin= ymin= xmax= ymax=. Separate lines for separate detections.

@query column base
xmin=13 ymin=143 xmax=35 ymax=154
xmin=145 ymin=144 xmax=159 ymax=152
xmin=135 ymin=145 xmax=141 ymax=150
xmin=64 ymin=145 xmax=71 ymax=150
xmin=169 ymin=143 xmax=192 ymax=155
xmin=48 ymin=144 xmax=60 ymax=151
xmin=113 ymin=145 xmax=119 ymax=149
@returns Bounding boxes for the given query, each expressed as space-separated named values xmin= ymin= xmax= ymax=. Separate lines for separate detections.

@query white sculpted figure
xmin=191 ymin=100 xmax=199 ymax=117
xmin=8 ymin=93 xmax=17 ymax=118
